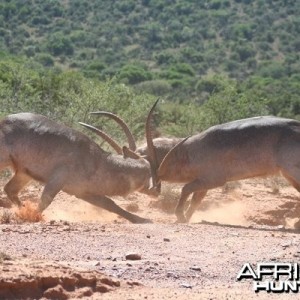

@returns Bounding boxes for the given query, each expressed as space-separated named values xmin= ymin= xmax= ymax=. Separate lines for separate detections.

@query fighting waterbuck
xmin=156 ymin=116 xmax=300 ymax=223
xmin=86 ymin=109 xmax=183 ymax=166
xmin=80 ymin=104 xmax=182 ymax=193
xmin=0 ymin=107 xmax=158 ymax=223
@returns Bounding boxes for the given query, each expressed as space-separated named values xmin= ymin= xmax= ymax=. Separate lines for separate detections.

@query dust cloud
xmin=190 ymin=199 xmax=249 ymax=226
xmin=14 ymin=200 xmax=43 ymax=222
xmin=43 ymin=196 xmax=117 ymax=223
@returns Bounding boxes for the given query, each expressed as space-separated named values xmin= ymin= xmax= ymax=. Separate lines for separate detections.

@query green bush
xmin=35 ymin=53 xmax=54 ymax=67
xmin=46 ymin=33 xmax=74 ymax=56
xmin=202 ymin=84 xmax=269 ymax=126
xmin=257 ymin=62 xmax=287 ymax=79
xmin=134 ymin=79 xmax=172 ymax=96
xmin=118 ymin=64 xmax=153 ymax=85
xmin=0 ymin=58 xmax=157 ymax=147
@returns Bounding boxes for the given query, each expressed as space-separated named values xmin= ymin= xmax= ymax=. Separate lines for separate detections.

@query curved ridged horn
xmin=79 ymin=122 xmax=123 ymax=155
xmin=145 ymin=98 xmax=160 ymax=191
xmin=158 ymin=136 xmax=190 ymax=173
xmin=90 ymin=111 xmax=137 ymax=151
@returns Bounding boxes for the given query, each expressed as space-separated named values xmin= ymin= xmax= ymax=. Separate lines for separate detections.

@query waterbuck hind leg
xmin=278 ymin=142 xmax=300 ymax=193
xmin=39 ymin=186 xmax=63 ymax=212
xmin=4 ymin=172 xmax=31 ymax=206
xmin=280 ymin=166 xmax=300 ymax=229
xmin=281 ymin=171 xmax=300 ymax=193
xmin=185 ymin=190 xmax=207 ymax=222
xmin=84 ymin=195 xmax=153 ymax=224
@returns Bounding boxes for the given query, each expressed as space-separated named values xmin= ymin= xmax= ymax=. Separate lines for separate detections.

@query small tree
xmin=118 ymin=64 xmax=153 ymax=85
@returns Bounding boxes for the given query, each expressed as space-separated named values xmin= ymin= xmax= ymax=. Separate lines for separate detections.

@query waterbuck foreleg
xmin=176 ymin=177 xmax=225 ymax=223
xmin=175 ymin=181 xmax=202 ymax=223
xmin=83 ymin=195 xmax=152 ymax=224
xmin=38 ymin=170 xmax=68 ymax=211
xmin=4 ymin=172 xmax=31 ymax=206
xmin=185 ymin=190 xmax=207 ymax=222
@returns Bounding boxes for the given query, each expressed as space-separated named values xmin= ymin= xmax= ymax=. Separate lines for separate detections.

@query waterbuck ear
xmin=123 ymin=146 xmax=141 ymax=159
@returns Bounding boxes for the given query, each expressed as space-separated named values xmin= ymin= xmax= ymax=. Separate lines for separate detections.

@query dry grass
xmin=0 ymin=251 xmax=11 ymax=264
xmin=222 ymin=181 xmax=241 ymax=194
xmin=263 ymin=176 xmax=289 ymax=194
xmin=14 ymin=200 xmax=43 ymax=223
xmin=0 ymin=209 xmax=14 ymax=224
xmin=0 ymin=169 xmax=12 ymax=180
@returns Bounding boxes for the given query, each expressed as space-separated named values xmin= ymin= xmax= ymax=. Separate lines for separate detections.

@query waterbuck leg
xmin=280 ymin=162 xmax=300 ymax=192
xmin=282 ymin=172 xmax=300 ymax=192
xmin=176 ymin=176 xmax=225 ymax=223
xmin=280 ymin=167 xmax=300 ymax=228
xmin=4 ymin=172 xmax=31 ymax=206
xmin=185 ymin=190 xmax=207 ymax=222
xmin=175 ymin=180 xmax=204 ymax=223
xmin=83 ymin=195 xmax=152 ymax=224
xmin=38 ymin=171 xmax=67 ymax=211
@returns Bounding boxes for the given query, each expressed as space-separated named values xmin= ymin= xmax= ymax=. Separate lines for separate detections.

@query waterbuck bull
xmin=156 ymin=116 xmax=300 ymax=223
xmin=0 ymin=107 xmax=158 ymax=223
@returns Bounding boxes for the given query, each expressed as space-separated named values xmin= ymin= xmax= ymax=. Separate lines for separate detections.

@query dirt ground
xmin=1 ymin=176 xmax=300 ymax=299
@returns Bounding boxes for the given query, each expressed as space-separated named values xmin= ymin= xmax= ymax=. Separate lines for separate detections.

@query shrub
xmin=118 ymin=64 xmax=153 ymax=84
xmin=35 ymin=53 xmax=54 ymax=67
xmin=46 ymin=33 xmax=74 ymax=56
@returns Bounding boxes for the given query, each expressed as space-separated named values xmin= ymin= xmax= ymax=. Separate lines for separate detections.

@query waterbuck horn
xmin=78 ymin=122 xmax=123 ymax=155
xmin=145 ymin=98 xmax=161 ymax=192
xmin=122 ymin=146 xmax=141 ymax=159
xmin=90 ymin=111 xmax=137 ymax=151
xmin=159 ymin=136 xmax=190 ymax=170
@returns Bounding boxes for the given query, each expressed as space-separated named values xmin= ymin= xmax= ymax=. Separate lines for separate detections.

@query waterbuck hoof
xmin=10 ymin=199 xmax=22 ymax=207
xmin=175 ymin=216 xmax=188 ymax=223
xmin=134 ymin=217 xmax=153 ymax=224
xmin=0 ymin=200 xmax=13 ymax=209
xmin=294 ymin=219 xmax=300 ymax=230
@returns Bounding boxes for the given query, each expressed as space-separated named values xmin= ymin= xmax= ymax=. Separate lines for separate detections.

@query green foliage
xmin=243 ymin=75 xmax=300 ymax=119
xmin=0 ymin=0 xmax=299 ymax=102
xmin=257 ymin=61 xmax=287 ymax=79
xmin=230 ymin=23 xmax=255 ymax=40
xmin=46 ymin=33 xmax=74 ymax=56
xmin=0 ymin=0 xmax=300 ymax=132
xmin=235 ymin=45 xmax=256 ymax=62
xmin=82 ymin=60 xmax=107 ymax=79
xmin=35 ymin=53 xmax=54 ymax=67
xmin=196 ymin=74 xmax=233 ymax=95
xmin=0 ymin=56 xmax=299 ymax=152
xmin=201 ymin=84 xmax=269 ymax=126
xmin=134 ymin=80 xmax=172 ymax=96
xmin=0 ymin=58 xmax=156 ymax=146
xmin=118 ymin=64 xmax=153 ymax=85
xmin=159 ymin=101 xmax=205 ymax=137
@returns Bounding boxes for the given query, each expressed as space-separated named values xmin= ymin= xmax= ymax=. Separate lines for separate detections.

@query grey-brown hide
xmin=157 ymin=116 xmax=300 ymax=223
xmin=0 ymin=113 xmax=156 ymax=223
xmin=136 ymin=137 xmax=183 ymax=165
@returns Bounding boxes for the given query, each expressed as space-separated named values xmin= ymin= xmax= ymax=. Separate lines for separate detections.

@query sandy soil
xmin=1 ymin=176 xmax=300 ymax=299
